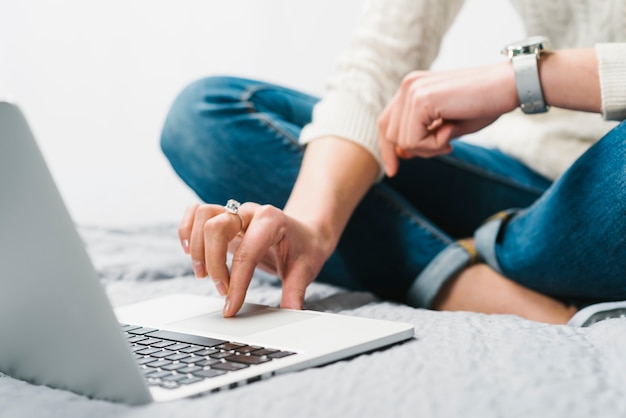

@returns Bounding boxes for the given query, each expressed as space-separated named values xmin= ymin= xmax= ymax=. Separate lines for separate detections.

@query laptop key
xmin=215 ymin=342 xmax=246 ymax=351
xmin=236 ymin=345 xmax=263 ymax=354
xmin=211 ymin=361 xmax=249 ymax=372
xmin=127 ymin=335 xmax=148 ymax=343
xmin=135 ymin=347 xmax=162 ymax=356
xmin=227 ymin=354 xmax=272 ymax=365
xmin=120 ymin=324 xmax=142 ymax=332
xmin=166 ymin=343 xmax=190 ymax=351
xmin=195 ymin=348 xmax=219 ymax=356
xmin=180 ymin=356 xmax=201 ymax=364
xmin=151 ymin=340 xmax=176 ymax=348
xmin=209 ymin=352 xmax=233 ymax=360
xmin=146 ymin=330 xmax=227 ymax=347
xmin=132 ymin=345 xmax=150 ymax=352
xmin=128 ymin=327 xmax=158 ymax=335
xmin=178 ymin=366 xmax=202 ymax=374
xmin=180 ymin=377 xmax=204 ymax=386
xmin=151 ymin=350 xmax=176 ymax=358
xmin=250 ymin=348 xmax=278 ymax=356
xmin=162 ymin=363 xmax=187 ymax=371
xmin=136 ymin=338 xmax=162 ymax=346
xmin=145 ymin=359 xmax=172 ymax=368
xmin=137 ymin=357 xmax=158 ymax=365
xmin=268 ymin=351 xmax=296 ymax=359
xmin=166 ymin=353 xmax=191 ymax=361
xmin=193 ymin=369 xmax=226 ymax=379
xmin=145 ymin=370 xmax=173 ymax=379
xmin=128 ymin=326 xmax=299 ymax=387
xmin=142 ymin=367 xmax=156 ymax=376
xmin=196 ymin=359 xmax=220 ymax=367
xmin=180 ymin=346 xmax=204 ymax=354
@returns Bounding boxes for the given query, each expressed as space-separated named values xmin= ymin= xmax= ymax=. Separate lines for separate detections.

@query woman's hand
xmin=378 ymin=62 xmax=518 ymax=177
xmin=179 ymin=202 xmax=331 ymax=317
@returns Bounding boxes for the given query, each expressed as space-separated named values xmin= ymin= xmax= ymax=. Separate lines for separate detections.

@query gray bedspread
xmin=1 ymin=224 xmax=625 ymax=418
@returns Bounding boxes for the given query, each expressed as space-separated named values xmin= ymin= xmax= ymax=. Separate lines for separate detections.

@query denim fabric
xmin=161 ymin=76 xmax=621 ymax=308
xmin=475 ymin=122 xmax=626 ymax=305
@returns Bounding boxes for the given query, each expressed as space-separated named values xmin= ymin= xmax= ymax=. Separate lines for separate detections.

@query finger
xmin=178 ymin=203 xmax=199 ymax=254
xmin=204 ymin=203 xmax=253 ymax=296
xmin=189 ymin=204 xmax=222 ymax=278
xmin=387 ymin=71 xmax=425 ymax=144
xmin=421 ymin=122 xmax=458 ymax=157
xmin=279 ymin=265 xmax=310 ymax=310
xmin=223 ymin=205 xmax=284 ymax=317
xmin=378 ymin=97 xmax=400 ymax=177
xmin=380 ymin=131 xmax=400 ymax=177
xmin=379 ymin=104 xmax=401 ymax=177
xmin=402 ymin=123 xmax=456 ymax=159
xmin=395 ymin=146 xmax=411 ymax=160
xmin=383 ymin=90 xmax=402 ymax=145
xmin=427 ymin=118 xmax=443 ymax=132
xmin=433 ymin=122 xmax=457 ymax=151
xmin=400 ymin=88 xmax=432 ymax=150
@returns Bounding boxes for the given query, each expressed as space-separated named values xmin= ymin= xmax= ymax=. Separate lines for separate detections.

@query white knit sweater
xmin=299 ymin=0 xmax=626 ymax=180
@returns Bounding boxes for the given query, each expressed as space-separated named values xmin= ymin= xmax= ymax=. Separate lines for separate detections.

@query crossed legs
xmin=161 ymin=76 xmax=626 ymax=324
xmin=434 ymin=263 xmax=578 ymax=324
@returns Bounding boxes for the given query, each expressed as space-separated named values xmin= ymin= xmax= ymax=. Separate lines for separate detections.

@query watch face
xmin=502 ymin=36 xmax=549 ymax=57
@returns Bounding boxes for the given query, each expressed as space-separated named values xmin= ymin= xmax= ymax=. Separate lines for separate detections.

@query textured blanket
xmin=1 ymin=224 xmax=625 ymax=418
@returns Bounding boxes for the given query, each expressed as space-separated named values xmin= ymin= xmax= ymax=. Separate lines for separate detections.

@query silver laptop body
xmin=0 ymin=101 xmax=414 ymax=404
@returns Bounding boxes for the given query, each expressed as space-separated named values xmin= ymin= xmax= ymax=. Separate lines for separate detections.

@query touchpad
xmin=168 ymin=303 xmax=317 ymax=338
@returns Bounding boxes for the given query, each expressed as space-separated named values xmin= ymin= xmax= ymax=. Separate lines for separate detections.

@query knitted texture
xmin=301 ymin=0 xmax=626 ymax=180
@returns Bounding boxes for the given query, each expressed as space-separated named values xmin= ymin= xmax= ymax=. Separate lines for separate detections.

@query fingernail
xmin=192 ymin=260 xmax=206 ymax=278
xmin=223 ymin=299 xmax=231 ymax=316
xmin=182 ymin=239 xmax=190 ymax=253
xmin=212 ymin=278 xmax=227 ymax=296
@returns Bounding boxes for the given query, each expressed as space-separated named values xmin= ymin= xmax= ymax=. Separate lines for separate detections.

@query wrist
xmin=283 ymin=136 xmax=378 ymax=257
xmin=502 ymin=36 xmax=550 ymax=114
xmin=494 ymin=60 xmax=521 ymax=114
xmin=283 ymin=202 xmax=343 ymax=259
xmin=538 ymin=48 xmax=601 ymax=113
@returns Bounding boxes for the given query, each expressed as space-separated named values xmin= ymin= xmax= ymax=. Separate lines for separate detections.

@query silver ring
xmin=224 ymin=199 xmax=244 ymax=235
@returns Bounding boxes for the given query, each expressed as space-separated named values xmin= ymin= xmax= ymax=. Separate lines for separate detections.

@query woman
xmin=160 ymin=0 xmax=626 ymax=325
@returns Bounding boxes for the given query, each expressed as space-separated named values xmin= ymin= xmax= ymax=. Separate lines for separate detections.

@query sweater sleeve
xmin=596 ymin=43 xmax=626 ymax=121
xmin=299 ymin=0 xmax=465 ymax=179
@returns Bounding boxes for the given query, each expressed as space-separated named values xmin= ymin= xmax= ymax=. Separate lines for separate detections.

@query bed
xmin=1 ymin=223 xmax=625 ymax=418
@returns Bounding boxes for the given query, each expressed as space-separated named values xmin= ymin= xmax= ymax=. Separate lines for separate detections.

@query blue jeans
xmin=161 ymin=76 xmax=626 ymax=308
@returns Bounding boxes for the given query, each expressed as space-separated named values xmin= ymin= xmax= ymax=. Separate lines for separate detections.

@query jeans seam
xmin=438 ymin=152 xmax=548 ymax=196
xmin=239 ymin=85 xmax=302 ymax=147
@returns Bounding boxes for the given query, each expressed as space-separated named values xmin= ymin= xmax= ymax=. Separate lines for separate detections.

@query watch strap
xmin=511 ymin=53 xmax=548 ymax=114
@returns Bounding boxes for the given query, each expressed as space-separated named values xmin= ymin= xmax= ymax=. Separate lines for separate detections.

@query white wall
xmin=0 ymin=0 xmax=524 ymax=226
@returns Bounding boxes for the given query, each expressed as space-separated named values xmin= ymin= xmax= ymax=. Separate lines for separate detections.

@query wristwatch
xmin=502 ymin=36 xmax=550 ymax=114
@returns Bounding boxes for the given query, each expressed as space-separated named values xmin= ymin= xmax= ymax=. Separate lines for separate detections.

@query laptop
xmin=0 ymin=101 xmax=414 ymax=405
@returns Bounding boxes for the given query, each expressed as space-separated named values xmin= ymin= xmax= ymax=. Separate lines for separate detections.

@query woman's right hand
xmin=179 ymin=134 xmax=380 ymax=318
xmin=178 ymin=201 xmax=332 ymax=317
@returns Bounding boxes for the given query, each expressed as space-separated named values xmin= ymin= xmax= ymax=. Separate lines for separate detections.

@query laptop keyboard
xmin=122 ymin=324 xmax=296 ymax=390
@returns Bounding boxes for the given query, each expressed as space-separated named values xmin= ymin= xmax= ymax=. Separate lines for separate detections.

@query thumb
xmin=433 ymin=122 xmax=458 ymax=149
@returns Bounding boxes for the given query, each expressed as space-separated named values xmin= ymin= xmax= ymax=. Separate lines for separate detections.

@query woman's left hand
xmin=378 ymin=62 xmax=518 ymax=177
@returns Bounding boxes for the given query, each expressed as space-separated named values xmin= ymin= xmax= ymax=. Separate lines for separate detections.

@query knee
xmin=160 ymin=76 xmax=243 ymax=164
xmin=161 ymin=76 xmax=224 ymax=155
